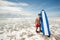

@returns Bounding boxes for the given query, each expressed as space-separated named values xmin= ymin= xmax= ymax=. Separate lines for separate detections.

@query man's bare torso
xmin=35 ymin=16 xmax=40 ymax=24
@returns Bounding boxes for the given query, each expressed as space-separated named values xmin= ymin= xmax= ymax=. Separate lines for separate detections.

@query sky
xmin=0 ymin=0 xmax=60 ymax=18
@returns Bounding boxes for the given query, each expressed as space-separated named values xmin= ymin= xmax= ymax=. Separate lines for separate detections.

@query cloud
xmin=0 ymin=0 xmax=16 ymax=6
xmin=19 ymin=3 xmax=29 ymax=6
xmin=0 ymin=6 xmax=32 ymax=15
xmin=0 ymin=0 xmax=29 ymax=7
xmin=0 ymin=6 xmax=22 ymax=11
xmin=0 ymin=0 xmax=33 ymax=18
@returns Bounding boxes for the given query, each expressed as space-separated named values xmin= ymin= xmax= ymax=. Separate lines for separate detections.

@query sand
xmin=0 ymin=18 xmax=60 ymax=40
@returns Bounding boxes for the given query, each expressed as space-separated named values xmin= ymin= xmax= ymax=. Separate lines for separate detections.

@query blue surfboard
xmin=40 ymin=9 xmax=51 ymax=37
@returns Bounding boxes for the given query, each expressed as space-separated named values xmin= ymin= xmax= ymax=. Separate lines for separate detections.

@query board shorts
xmin=36 ymin=23 xmax=41 ymax=28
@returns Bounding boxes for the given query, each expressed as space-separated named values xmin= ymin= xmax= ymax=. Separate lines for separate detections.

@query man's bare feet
xmin=36 ymin=31 xmax=40 ymax=33
xmin=40 ymin=30 xmax=42 ymax=32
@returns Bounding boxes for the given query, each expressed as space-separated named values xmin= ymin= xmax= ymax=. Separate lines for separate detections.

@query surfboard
xmin=40 ymin=9 xmax=51 ymax=37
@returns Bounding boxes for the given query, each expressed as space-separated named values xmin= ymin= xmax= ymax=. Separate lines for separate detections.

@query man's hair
xmin=38 ymin=14 xmax=40 ymax=16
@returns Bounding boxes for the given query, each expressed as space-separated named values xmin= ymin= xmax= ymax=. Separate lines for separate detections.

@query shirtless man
xmin=35 ymin=14 xmax=41 ymax=33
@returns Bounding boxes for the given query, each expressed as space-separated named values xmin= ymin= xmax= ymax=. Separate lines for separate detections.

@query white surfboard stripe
xmin=42 ymin=11 xmax=48 ymax=35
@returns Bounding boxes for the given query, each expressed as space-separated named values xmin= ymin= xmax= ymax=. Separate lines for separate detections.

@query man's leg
xmin=40 ymin=27 xmax=42 ymax=32
xmin=36 ymin=27 xmax=40 ymax=33
xmin=36 ymin=27 xmax=38 ymax=32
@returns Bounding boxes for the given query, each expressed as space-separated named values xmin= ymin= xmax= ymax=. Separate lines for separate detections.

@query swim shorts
xmin=36 ymin=23 xmax=41 ymax=28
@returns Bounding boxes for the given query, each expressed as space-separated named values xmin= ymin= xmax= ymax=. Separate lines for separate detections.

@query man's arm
xmin=35 ymin=18 xmax=36 ymax=24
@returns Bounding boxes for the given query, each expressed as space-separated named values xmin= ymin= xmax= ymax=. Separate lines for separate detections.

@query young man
xmin=35 ymin=14 xmax=41 ymax=33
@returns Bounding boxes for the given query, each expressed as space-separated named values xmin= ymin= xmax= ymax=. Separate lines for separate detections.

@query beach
xmin=0 ymin=18 xmax=60 ymax=40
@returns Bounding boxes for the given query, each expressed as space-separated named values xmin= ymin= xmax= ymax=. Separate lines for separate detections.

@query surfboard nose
xmin=42 ymin=9 xmax=44 ymax=11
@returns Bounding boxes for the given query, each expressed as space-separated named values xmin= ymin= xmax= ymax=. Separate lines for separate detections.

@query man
xmin=35 ymin=14 xmax=41 ymax=33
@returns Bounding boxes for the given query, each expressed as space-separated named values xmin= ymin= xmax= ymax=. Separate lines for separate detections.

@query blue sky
xmin=0 ymin=0 xmax=60 ymax=18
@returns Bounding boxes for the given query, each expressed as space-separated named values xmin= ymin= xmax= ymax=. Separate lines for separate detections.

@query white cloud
xmin=19 ymin=3 xmax=29 ymax=6
xmin=0 ymin=6 xmax=22 ymax=12
xmin=0 ymin=6 xmax=32 ymax=15
xmin=0 ymin=0 xmax=16 ymax=6
xmin=0 ymin=0 xmax=33 ymax=17
xmin=0 ymin=0 xmax=29 ymax=7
